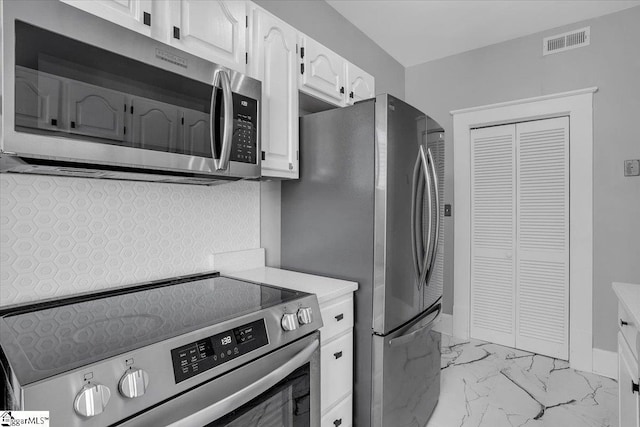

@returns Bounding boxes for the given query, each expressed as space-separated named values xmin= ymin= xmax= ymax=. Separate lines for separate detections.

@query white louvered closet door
xmin=470 ymin=124 xmax=517 ymax=347
xmin=515 ymin=117 xmax=569 ymax=360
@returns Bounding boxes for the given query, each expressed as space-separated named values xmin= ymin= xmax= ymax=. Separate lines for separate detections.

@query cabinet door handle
xmin=349 ymin=91 xmax=354 ymax=99
xmin=340 ymin=86 xmax=345 ymax=94
xmin=143 ymin=12 xmax=151 ymax=26
xmin=333 ymin=419 xmax=342 ymax=426
xmin=333 ymin=351 xmax=343 ymax=359
xmin=70 ymin=121 xmax=76 ymax=129
xmin=620 ymin=318 xmax=629 ymax=327
xmin=50 ymin=119 xmax=57 ymax=127
xmin=633 ymin=381 xmax=639 ymax=394
xmin=173 ymin=26 xmax=180 ymax=39
xmin=335 ymin=313 xmax=344 ymax=322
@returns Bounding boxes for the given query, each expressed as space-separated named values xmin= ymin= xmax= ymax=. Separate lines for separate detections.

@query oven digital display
xmin=171 ymin=319 xmax=268 ymax=383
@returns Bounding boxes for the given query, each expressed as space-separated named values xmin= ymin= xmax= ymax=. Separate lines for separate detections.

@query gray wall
xmin=406 ymin=6 xmax=640 ymax=352
xmin=256 ymin=0 xmax=406 ymax=267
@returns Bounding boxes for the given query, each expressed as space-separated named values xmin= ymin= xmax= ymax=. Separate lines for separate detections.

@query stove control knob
xmin=297 ymin=307 xmax=313 ymax=325
xmin=73 ymin=383 xmax=111 ymax=418
xmin=281 ymin=313 xmax=298 ymax=331
xmin=119 ymin=368 xmax=149 ymax=399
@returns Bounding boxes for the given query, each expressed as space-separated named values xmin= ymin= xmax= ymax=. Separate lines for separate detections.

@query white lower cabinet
xmin=619 ymin=332 xmax=640 ymax=427
xmin=321 ymin=394 xmax=352 ymax=427
xmin=318 ymin=293 xmax=354 ymax=425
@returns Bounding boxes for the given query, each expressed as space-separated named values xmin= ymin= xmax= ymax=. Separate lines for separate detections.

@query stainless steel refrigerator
xmin=281 ymin=94 xmax=445 ymax=427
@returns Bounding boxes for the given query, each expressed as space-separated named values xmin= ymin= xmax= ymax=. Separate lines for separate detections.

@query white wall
xmin=0 ymin=175 xmax=260 ymax=305
xmin=406 ymin=6 xmax=640 ymax=352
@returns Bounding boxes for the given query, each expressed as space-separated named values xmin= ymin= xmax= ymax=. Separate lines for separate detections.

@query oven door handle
xmin=169 ymin=338 xmax=319 ymax=427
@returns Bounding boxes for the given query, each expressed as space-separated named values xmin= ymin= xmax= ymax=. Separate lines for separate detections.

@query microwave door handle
xmin=209 ymin=71 xmax=221 ymax=170
xmin=418 ymin=145 xmax=432 ymax=289
xmin=168 ymin=339 xmax=319 ymax=427
xmin=214 ymin=71 xmax=234 ymax=171
xmin=423 ymin=148 xmax=440 ymax=288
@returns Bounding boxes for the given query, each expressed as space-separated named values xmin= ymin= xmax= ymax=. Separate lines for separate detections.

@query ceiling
xmin=326 ymin=0 xmax=640 ymax=67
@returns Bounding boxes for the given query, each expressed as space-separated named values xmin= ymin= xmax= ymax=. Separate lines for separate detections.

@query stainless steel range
xmin=0 ymin=272 xmax=322 ymax=426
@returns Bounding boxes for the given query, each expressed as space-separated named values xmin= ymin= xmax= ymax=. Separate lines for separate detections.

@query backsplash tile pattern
xmin=0 ymin=174 xmax=260 ymax=306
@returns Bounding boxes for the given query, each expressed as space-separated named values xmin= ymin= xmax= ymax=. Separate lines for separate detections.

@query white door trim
xmin=451 ymin=87 xmax=597 ymax=372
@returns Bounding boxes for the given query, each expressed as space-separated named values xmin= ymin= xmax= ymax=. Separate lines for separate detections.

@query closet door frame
xmin=451 ymin=87 xmax=597 ymax=373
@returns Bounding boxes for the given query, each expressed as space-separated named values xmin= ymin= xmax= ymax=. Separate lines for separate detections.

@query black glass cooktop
xmin=0 ymin=273 xmax=302 ymax=383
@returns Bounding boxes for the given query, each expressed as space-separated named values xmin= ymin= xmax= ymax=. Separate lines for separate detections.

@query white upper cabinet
xmin=249 ymin=7 xmax=299 ymax=178
xmin=345 ymin=62 xmax=375 ymax=105
xmin=60 ymin=0 xmax=153 ymax=37
xmin=167 ymin=0 xmax=247 ymax=73
xmin=298 ymin=36 xmax=346 ymax=107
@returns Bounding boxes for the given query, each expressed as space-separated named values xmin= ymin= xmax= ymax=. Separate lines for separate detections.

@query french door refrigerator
xmin=281 ymin=94 xmax=445 ymax=427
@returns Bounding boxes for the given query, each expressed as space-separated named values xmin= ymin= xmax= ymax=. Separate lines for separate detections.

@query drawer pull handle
xmin=334 ymin=351 xmax=343 ymax=359
xmin=333 ymin=418 xmax=342 ymax=426
xmin=335 ymin=313 xmax=344 ymax=322
xmin=620 ymin=318 xmax=629 ymax=327
xmin=633 ymin=381 xmax=639 ymax=394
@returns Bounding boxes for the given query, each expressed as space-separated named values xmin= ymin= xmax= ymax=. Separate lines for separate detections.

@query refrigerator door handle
xmin=410 ymin=152 xmax=422 ymax=284
xmin=423 ymin=148 xmax=440 ymax=288
xmin=389 ymin=303 xmax=441 ymax=348
xmin=418 ymin=145 xmax=433 ymax=289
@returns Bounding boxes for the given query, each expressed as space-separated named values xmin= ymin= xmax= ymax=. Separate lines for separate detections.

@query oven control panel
xmin=170 ymin=319 xmax=268 ymax=383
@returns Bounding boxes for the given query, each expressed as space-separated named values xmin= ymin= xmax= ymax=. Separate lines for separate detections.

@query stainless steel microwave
xmin=0 ymin=1 xmax=261 ymax=184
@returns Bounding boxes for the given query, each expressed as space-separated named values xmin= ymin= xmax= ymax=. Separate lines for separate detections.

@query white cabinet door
xmin=60 ymin=0 xmax=152 ymax=36
xmin=250 ymin=8 xmax=298 ymax=178
xmin=14 ymin=67 xmax=63 ymax=132
xmin=168 ymin=0 xmax=246 ymax=73
xmin=619 ymin=333 xmax=640 ymax=427
xmin=299 ymin=36 xmax=345 ymax=107
xmin=345 ymin=62 xmax=375 ymax=105
xmin=130 ymin=97 xmax=182 ymax=153
xmin=67 ymin=81 xmax=126 ymax=142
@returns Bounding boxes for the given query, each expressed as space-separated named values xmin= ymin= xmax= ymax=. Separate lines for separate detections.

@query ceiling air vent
xmin=543 ymin=26 xmax=590 ymax=56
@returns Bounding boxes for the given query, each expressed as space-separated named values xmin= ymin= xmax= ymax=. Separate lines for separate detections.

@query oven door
xmin=1 ymin=0 xmax=260 ymax=179
xmin=119 ymin=332 xmax=320 ymax=427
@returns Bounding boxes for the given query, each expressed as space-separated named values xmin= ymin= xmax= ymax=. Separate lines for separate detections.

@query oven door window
xmin=14 ymin=21 xmax=219 ymax=159
xmin=207 ymin=364 xmax=310 ymax=427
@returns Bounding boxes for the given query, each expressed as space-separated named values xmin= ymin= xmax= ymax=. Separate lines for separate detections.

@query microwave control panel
xmin=170 ymin=319 xmax=268 ymax=383
xmin=230 ymin=93 xmax=258 ymax=164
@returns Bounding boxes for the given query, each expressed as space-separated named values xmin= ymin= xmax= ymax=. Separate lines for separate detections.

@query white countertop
xmin=613 ymin=282 xmax=640 ymax=327
xmin=229 ymin=267 xmax=358 ymax=305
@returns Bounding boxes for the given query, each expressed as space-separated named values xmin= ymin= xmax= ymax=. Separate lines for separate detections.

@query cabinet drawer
xmin=321 ymin=331 xmax=353 ymax=412
xmin=321 ymin=393 xmax=352 ymax=427
xmin=619 ymin=302 xmax=639 ymax=360
xmin=320 ymin=295 xmax=353 ymax=342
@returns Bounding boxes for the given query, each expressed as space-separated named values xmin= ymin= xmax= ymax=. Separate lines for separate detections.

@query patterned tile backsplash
xmin=0 ymin=174 xmax=260 ymax=306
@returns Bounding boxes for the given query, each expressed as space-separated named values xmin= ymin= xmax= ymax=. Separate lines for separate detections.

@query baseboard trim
xmin=592 ymin=348 xmax=617 ymax=380
xmin=434 ymin=313 xmax=453 ymax=336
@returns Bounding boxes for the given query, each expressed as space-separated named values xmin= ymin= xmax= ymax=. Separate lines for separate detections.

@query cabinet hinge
xmin=245 ymin=52 xmax=248 ymax=64
xmin=300 ymin=47 xmax=305 ymax=59
xmin=296 ymin=150 xmax=299 ymax=160
xmin=300 ymin=63 xmax=304 ymax=75
xmin=296 ymin=44 xmax=298 ymax=54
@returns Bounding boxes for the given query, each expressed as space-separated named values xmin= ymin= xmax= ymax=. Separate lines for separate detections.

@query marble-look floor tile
xmin=428 ymin=335 xmax=618 ymax=427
